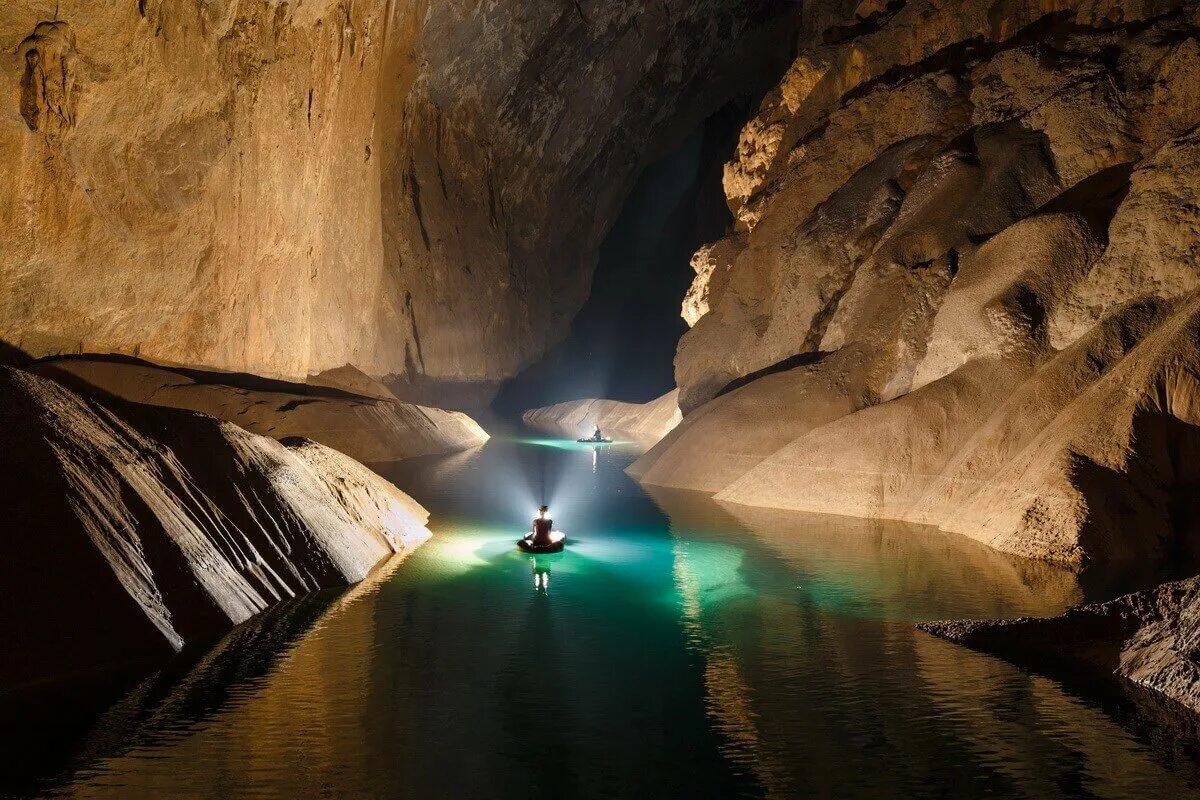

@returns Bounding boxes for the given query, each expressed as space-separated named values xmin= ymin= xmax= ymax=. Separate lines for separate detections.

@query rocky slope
xmin=0 ymin=1 xmax=798 ymax=401
xmin=0 ymin=366 xmax=431 ymax=689
xmin=29 ymin=357 xmax=488 ymax=464
xmin=522 ymin=389 xmax=681 ymax=442
xmin=921 ymin=575 xmax=1200 ymax=714
xmin=635 ymin=0 xmax=1200 ymax=572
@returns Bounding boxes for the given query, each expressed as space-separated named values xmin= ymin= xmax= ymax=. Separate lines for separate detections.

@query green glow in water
xmin=514 ymin=436 xmax=632 ymax=451
xmin=24 ymin=437 xmax=1194 ymax=800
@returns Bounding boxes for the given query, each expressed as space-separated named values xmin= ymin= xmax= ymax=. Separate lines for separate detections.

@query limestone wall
xmin=637 ymin=0 xmax=1200 ymax=572
xmin=0 ymin=1 xmax=798 ymax=398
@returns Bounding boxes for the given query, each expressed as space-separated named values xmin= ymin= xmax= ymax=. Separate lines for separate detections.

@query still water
xmin=7 ymin=436 xmax=1200 ymax=799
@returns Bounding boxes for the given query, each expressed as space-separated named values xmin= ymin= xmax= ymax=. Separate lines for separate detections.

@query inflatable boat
xmin=518 ymin=530 xmax=566 ymax=553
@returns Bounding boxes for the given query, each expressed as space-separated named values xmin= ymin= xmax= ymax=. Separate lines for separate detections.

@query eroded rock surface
xmin=522 ymin=389 xmax=681 ymax=443
xmin=0 ymin=366 xmax=431 ymax=688
xmin=636 ymin=0 xmax=1200 ymax=575
xmin=0 ymin=1 xmax=798 ymax=399
xmin=921 ymin=576 xmax=1200 ymax=714
xmin=29 ymin=357 xmax=488 ymax=464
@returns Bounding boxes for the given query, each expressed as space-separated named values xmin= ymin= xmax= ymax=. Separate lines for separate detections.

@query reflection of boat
xmin=518 ymin=530 xmax=566 ymax=553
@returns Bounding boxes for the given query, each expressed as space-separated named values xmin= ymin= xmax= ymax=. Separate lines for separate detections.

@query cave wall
xmin=377 ymin=0 xmax=802 ymax=402
xmin=635 ymin=0 xmax=1200 ymax=571
xmin=0 ymin=1 xmax=800 ymax=401
xmin=0 ymin=1 xmax=391 ymax=379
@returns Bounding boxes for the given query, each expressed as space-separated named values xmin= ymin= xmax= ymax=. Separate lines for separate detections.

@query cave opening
xmin=492 ymin=99 xmax=751 ymax=418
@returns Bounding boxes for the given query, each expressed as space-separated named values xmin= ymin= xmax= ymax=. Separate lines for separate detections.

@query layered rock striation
xmin=30 ymin=357 xmax=488 ymax=464
xmin=0 ymin=366 xmax=431 ymax=688
xmin=522 ymin=389 xmax=682 ymax=443
xmin=636 ymin=0 xmax=1200 ymax=573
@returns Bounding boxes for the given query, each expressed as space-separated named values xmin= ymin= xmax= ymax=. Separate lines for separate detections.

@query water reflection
xmin=650 ymin=488 xmax=1200 ymax=797
xmin=6 ymin=436 xmax=1199 ymax=799
xmin=649 ymin=487 xmax=1084 ymax=621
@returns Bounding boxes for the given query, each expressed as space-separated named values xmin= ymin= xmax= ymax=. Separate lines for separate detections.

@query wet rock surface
xmin=921 ymin=574 xmax=1200 ymax=714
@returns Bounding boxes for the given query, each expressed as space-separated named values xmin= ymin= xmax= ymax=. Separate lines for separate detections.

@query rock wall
xmin=0 ymin=1 xmax=390 ymax=379
xmin=30 ymin=357 xmax=489 ymax=464
xmin=637 ymin=0 xmax=1200 ymax=571
xmin=0 ymin=1 xmax=799 ymax=399
xmin=0 ymin=366 xmax=431 ymax=688
xmin=921 ymin=575 xmax=1200 ymax=714
xmin=522 ymin=389 xmax=681 ymax=443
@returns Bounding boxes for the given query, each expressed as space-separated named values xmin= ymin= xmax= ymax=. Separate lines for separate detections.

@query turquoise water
xmin=7 ymin=436 xmax=1200 ymax=799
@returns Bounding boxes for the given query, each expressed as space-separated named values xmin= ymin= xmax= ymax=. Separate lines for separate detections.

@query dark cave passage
xmin=492 ymin=100 xmax=751 ymax=416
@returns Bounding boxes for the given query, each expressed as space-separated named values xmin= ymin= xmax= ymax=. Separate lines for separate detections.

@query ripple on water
xmin=7 ymin=436 xmax=1200 ymax=799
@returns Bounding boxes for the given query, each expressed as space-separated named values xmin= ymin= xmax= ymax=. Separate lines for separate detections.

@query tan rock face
xmin=638 ymin=0 xmax=1200 ymax=580
xmin=522 ymin=389 xmax=681 ymax=443
xmin=0 ymin=366 xmax=431 ymax=687
xmin=1 ymin=1 xmax=389 ymax=379
xmin=675 ymin=0 xmax=1200 ymax=413
xmin=1050 ymin=132 xmax=1200 ymax=348
xmin=681 ymin=238 xmax=744 ymax=328
xmin=27 ymin=357 xmax=489 ymax=464
xmin=0 ymin=1 xmax=798 ymax=396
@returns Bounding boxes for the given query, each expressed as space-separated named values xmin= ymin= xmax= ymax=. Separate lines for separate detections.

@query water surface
xmin=7 ymin=436 xmax=1200 ymax=799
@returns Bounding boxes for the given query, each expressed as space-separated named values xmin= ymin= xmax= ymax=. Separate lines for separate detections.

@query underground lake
xmin=6 ymin=434 xmax=1200 ymax=800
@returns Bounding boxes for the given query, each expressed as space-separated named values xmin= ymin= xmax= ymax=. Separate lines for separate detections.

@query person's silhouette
xmin=531 ymin=505 xmax=553 ymax=547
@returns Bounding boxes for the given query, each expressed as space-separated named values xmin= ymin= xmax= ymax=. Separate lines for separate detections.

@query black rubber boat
xmin=517 ymin=531 xmax=566 ymax=553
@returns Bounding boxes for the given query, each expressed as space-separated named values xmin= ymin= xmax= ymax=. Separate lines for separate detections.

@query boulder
xmin=921 ymin=575 xmax=1200 ymax=714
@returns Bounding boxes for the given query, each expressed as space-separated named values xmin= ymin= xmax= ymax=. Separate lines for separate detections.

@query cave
xmin=493 ymin=98 xmax=751 ymax=414
xmin=4 ymin=1 xmax=1200 ymax=797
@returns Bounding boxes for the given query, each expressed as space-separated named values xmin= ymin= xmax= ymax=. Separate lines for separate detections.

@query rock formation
xmin=0 ymin=1 xmax=799 ymax=401
xmin=921 ymin=574 xmax=1200 ymax=714
xmin=635 ymin=0 xmax=1200 ymax=574
xmin=29 ymin=357 xmax=488 ymax=464
xmin=522 ymin=389 xmax=682 ymax=443
xmin=0 ymin=366 xmax=431 ymax=689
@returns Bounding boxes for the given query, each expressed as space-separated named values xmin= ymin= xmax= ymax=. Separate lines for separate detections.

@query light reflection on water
xmin=7 ymin=435 xmax=1200 ymax=799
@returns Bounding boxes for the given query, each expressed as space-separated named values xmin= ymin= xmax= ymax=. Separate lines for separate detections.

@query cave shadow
xmin=0 ymin=338 xmax=32 ymax=368
xmin=492 ymin=99 xmax=755 ymax=419
xmin=30 ymin=351 xmax=379 ymax=402
xmin=0 ymin=591 xmax=341 ymax=798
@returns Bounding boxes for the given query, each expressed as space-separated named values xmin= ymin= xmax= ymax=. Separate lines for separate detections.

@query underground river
xmin=7 ymin=435 xmax=1200 ymax=799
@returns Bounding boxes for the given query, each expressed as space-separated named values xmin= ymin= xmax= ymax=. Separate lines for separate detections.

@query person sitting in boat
xmin=531 ymin=505 xmax=553 ymax=547
xmin=591 ymin=427 xmax=604 ymax=441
